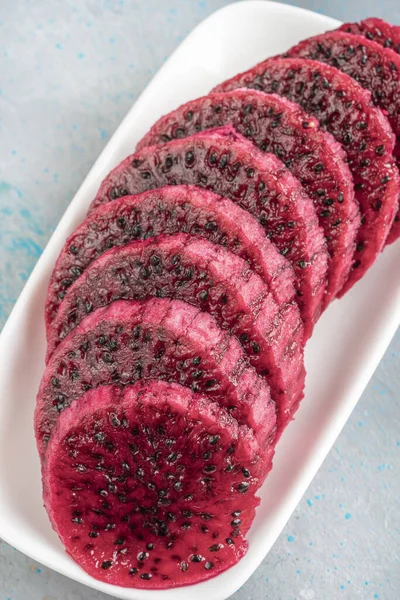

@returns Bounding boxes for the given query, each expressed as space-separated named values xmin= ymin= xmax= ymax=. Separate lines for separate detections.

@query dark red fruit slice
xmin=36 ymin=298 xmax=276 ymax=460
xmin=45 ymin=185 xmax=294 ymax=332
xmin=338 ymin=18 xmax=400 ymax=56
xmin=91 ymin=127 xmax=328 ymax=337
xmin=47 ymin=234 xmax=305 ymax=433
xmin=284 ymin=31 xmax=400 ymax=244
xmin=137 ymin=89 xmax=358 ymax=307
xmin=213 ymin=59 xmax=400 ymax=294
xmin=43 ymin=380 xmax=265 ymax=588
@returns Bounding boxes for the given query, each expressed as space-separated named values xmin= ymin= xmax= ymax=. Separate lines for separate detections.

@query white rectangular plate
xmin=0 ymin=2 xmax=399 ymax=599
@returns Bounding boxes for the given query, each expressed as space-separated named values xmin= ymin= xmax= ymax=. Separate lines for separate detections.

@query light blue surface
xmin=0 ymin=1 xmax=399 ymax=598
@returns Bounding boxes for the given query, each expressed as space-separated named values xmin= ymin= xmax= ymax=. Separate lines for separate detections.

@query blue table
xmin=0 ymin=2 xmax=399 ymax=598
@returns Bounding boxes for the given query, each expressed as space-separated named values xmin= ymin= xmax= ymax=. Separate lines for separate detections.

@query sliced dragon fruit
xmin=43 ymin=380 xmax=266 ymax=588
xmin=45 ymin=185 xmax=294 ymax=331
xmin=90 ymin=127 xmax=328 ymax=337
xmin=339 ymin=17 xmax=400 ymax=55
xmin=137 ymin=89 xmax=358 ymax=307
xmin=36 ymin=298 xmax=276 ymax=460
xmin=213 ymin=58 xmax=400 ymax=294
xmin=284 ymin=31 xmax=400 ymax=243
xmin=47 ymin=233 xmax=305 ymax=433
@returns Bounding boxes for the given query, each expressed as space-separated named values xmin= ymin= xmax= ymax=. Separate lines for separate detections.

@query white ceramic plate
xmin=0 ymin=2 xmax=399 ymax=599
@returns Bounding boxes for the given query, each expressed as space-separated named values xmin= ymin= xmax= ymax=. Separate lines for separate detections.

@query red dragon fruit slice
xmin=137 ymin=89 xmax=358 ymax=307
xmin=36 ymin=298 xmax=276 ymax=461
xmin=90 ymin=127 xmax=328 ymax=337
xmin=213 ymin=58 xmax=400 ymax=294
xmin=338 ymin=17 xmax=400 ymax=55
xmin=47 ymin=233 xmax=305 ymax=433
xmin=284 ymin=31 xmax=400 ymax=244
xmin=45 ymin=185 xmax=294 ymax=332
xmin=43 ymin=380 xmax=266 ymax=588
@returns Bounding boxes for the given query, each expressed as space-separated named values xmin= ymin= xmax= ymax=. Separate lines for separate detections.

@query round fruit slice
xmin=137 ymin=89 xmax=358 ymax=307
xmin=47 ymin=234 xmax=305 ymax=433
xmin=213 ymin=59 xmax=400 ymax=295
xmin=36 ymin=298 xmax=276 ymax=460
xmin=45 ymin=185 xmax=294 ymax=332
xmin=90 ymin=126 xmax=328 ymax=337
xmin=339 ymin=18 xmax=400 ymax=55
xmin=284 ymin=31 xmax=400 ymax=244
xmin=43 ymin=380 xmax=266 ymax=588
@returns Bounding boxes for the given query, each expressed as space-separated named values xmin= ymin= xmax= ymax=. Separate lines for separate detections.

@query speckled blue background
xmin=0 ymin=1 xmax=399 ymax=599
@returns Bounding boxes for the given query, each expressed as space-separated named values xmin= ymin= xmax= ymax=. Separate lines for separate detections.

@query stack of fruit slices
xmin=36 ymin=15 xmax=400 ymax=589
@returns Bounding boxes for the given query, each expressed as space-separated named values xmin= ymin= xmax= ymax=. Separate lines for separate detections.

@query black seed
xmin=242 ymin=468 xmax=250 ymax=478
xmin=209 ymin=543 xmax=222 ymax=552
xmin=164 ymin=156 xmax=173 ymax=170
xmin=333 ymin=219 xmax=342 ymax=227
xmin=173 ymin=481 xmax=182 ymax=491
xmin=231 ymin=518 xmax=242 ymax=527
xmin=89 ymin=531 xmax=99 ymax=538
xmin=205 ymin=561 xmax=214 ymax=570
xmin=185 ymin=150 xmax=195 ymax=166
xmin=251 ymin=342 xmax=260 ymax=354
xmin=316 ymin=189 xmax=326 ymax=197
xmin=353 ymin=260 xmax=361 ymax=269
xmin=51 ymin=377 xmax=59 ymax=387
xmin=240 ymin=332 xmax=250 ymax=344
xmin=209 ymin=434 xmax=220 ymax=445
xmin=356 ymin=241 xmax=365 ymax=253
xmin=314 ymin=163 xmax=324 ymax=172
xmin=72 ymin=517 xmax=83 ymax=524
xmin=138 ymin=551 xmax=149 ymax=561
xmin=337 ymin=192 xmax=344 ymax=204
xmin=323 ymin=198 xmax=334 ymax=206
xmin=320 ymin=209 xmax=330 ymax=217
xmin=225 ymin=464 xmax=235 ymax=473
xmin=374 ymin=200 xmax=382 ymax=211
xmin=237 ymin=482 xmax=249 ymax=493
xmin=258 ymin=181 xmax=265 ymax=192
xmin=381 ymin=175 xmax=391 ymax=184
xmin=232 ymin=510 xmax=242 ymax=517
xmin=297 ymin=260 xmax=307 ymax=269
xmin=140 ymin=171 xmax=151 ymax=179
xmin=203 ymin=464 xmax=216 ymax=474
xmin=101 ymin=561 xmax=113 ymax=570
xmin=140 ymin=573 xmax=152 ymax=580
xmin=205 ymin=220 xmax=218 ymax=231
xmin=139 ymin=265 xmax=150 ymax=279
xmin=114 ymin=537 xmax=125 ymax=545
xmin=247 ymin=167 xmax=255 ymax=178
xmin=167 ymin=512 xmax=176 ymax=522
xmin=226 ymin=537 xmax=234 ymax=545
xmin=180 ymin=561 xmax=188 ymax=572
xmin=129 ymin=567 xmax=138 ymax=576
xmin=209 ymin=151 xmax=218 ymax=165
xmin=191 ymin=554 xmax=204 ymax=563
xmin=69 ymin=244 xmax=78 ymax=255
xmin=198 ymin=290 xmax=208 ymax=302
xmin=204 ymin=378 xmax=216 ymax=388
xmin=201 ymin=513 xmax=212 ymax=521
